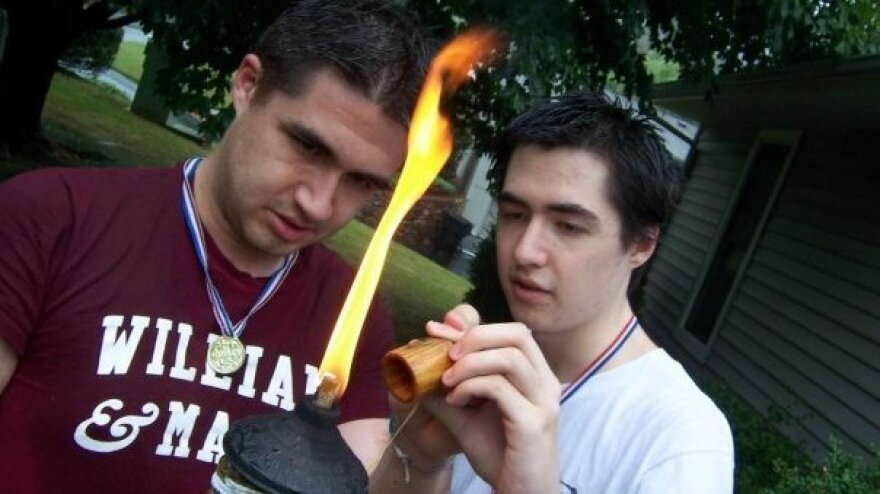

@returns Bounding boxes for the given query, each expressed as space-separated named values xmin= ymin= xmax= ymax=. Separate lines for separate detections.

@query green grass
xmin=40 ymin=72 xmax=206 ymax=166
xmin=113 ymin=41 xmax=147 ymax=82
xmin=325 ymin=221 xmax=472 ymax=343
xmin=646 ymin=52 xmax=680 ymax=83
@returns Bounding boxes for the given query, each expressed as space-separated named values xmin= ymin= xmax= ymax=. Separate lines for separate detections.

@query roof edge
xmin=653 ymin=54 xmax=880 ymax=102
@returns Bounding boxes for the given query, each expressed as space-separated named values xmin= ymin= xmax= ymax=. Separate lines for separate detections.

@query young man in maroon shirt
xmin=0 ymin=1 xmax=430 ymax=491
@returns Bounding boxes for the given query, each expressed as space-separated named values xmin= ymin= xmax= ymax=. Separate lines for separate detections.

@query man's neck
xmin=535 ymin=301 xmax=656 ymax=384
xmin=193 ymin=155 xmax=286 ymax=278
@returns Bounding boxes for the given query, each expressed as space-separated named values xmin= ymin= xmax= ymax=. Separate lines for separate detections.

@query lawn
xmin=325 ymin=221 xmax=472 ymax=343
xmin=40 ymin=72 xmax=206 ymax=167
xmin=113 ymin=41 xmax=147 ymax=82
xmin=5 ymin=71 xmax=472 ymax=343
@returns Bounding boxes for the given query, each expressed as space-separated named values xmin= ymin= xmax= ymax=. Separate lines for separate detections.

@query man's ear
xmin=231 ymin=54 xmax=263 ymax=114
xmin=629 ymin=226 xmax=659 ymax=269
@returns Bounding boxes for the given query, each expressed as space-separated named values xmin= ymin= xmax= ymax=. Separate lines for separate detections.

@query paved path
xmin=61 ymin=62 xmax=202 ymax=141
xmin=58 ymin=23 xmax=203 ymax=140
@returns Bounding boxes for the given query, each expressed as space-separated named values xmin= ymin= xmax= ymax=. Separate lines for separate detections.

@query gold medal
xmin=208 ymin=335 xmax=246 ymax=374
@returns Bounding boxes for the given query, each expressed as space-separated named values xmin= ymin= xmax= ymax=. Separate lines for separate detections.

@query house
xmin=639 ymin=55 xmax=880 ymax=461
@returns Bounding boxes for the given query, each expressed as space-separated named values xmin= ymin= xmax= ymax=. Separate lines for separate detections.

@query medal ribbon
xmin=559 ymin=315 xmax=639 ymax=405
xmin=181 ymin=157 xmax=297 ymax=340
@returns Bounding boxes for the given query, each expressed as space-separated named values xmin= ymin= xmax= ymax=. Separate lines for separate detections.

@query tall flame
xmin=318 ymin=29 xmax=501 ymax=397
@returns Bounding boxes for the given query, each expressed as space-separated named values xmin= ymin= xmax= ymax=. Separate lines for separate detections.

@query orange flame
xmin=318 ymin=29 xmax=502 ymax=397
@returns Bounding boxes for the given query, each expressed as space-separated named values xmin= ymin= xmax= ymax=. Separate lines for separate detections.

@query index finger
xmin=426 ymin=304 xmax=482 ymax=342
xmin=443 ymin=304 xmax=481 ymax=331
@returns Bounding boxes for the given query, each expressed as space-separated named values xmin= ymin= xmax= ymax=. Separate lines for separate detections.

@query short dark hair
xmin=489 ymin=91 xmax=683 ymax=246
xmin=253 ymin=0 xmax=432 ymax=126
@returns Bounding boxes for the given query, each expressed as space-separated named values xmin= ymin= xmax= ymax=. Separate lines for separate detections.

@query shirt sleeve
xmin=0 ymin=170 xmax=72 ymax=355
xmin=636 ymin=415 xmax=735 ymax=494
xmin=636 ymin=450 xmax=734 ymax=494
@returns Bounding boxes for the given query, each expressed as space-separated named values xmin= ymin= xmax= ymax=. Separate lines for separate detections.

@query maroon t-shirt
xmin=0 ymin=165 xmax=394 ymax=493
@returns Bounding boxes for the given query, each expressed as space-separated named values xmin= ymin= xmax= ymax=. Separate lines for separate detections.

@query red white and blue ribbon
xmin=559 ymin=315 xmax=640 ymax=405
xmin=181 ymin=157 xmax=297 ymax=340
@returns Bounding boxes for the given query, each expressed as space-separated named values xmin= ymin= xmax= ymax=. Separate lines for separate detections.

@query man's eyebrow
xmin=499 ymin=190 xmax=599 ymax=222
xmin=498 ymin=191 xmax=528 ymax=207
xmin=278 ymin=120 xmax=336 ymax=159
xmin=548 ymin=203 xmax=599 ymax=222
xmin=280 ymin=119 xmax=393 ymax=189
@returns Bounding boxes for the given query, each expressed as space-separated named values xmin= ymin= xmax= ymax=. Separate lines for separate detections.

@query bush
xmin=706 ymin=382 xmax=880 ymax=493
xmin=760 ymin=441 xmax=880 ymax=494
xmin=707 ymin=382 xmax=808 ymax=491
xmin=463 ymin=230 xmax=512 ymax=323
xmin=61 ymin=28 xmax=124 ymax=74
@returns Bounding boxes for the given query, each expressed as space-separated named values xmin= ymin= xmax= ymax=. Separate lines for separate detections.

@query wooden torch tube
xmin=382 ymin=337 xmax=453 ymax=403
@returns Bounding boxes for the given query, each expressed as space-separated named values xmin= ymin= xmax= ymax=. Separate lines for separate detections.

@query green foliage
xmin=409 ymin=0 xmax=655 ymax=155
xmin=706 ymin=381 xmax=880 ymax=493
xmin=123 ymin=0 xmax=880 ymax=153
xmin=647 ymin=0 xmax=880 ymax=88
xmin=84 ymin=0 xmax=878 ymax=147
xmin=706 ymin=382 xmax=809 ymax=491
xmin=132 ymin=0 xmax=290 ymax=140
xmin=7 ymin=1 xmax=880 ymax=149
xmin=645 ymin=51 xmax=680 ymax=83
xmin=463 ymin=230 xmax=511 ymax=324
xmin=759 ymin=441 xmax=880 ymax=494
xmin=61 ymin=27 xmax=124 ymax=74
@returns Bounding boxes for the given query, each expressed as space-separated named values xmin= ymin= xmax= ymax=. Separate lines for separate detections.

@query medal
xmin=182 ymin=158 xmax=297 ymax=374
xmin=208 ymin=336 xmax=247 ymax=374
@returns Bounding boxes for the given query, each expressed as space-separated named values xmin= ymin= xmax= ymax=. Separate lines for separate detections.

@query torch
xmin=213 ymin=29 xmax=501 ymax=494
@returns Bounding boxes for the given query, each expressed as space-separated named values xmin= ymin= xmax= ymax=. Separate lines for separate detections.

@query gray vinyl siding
xmin=640 ymin=127 xmax=752 ymax=367
xmin=640 ymin=123 xmax=880 ymax=460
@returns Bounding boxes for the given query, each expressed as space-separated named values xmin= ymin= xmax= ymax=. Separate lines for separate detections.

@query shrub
xmin=706 ymin=382 xmax=809 ymax=492
xmin=707 ymin=381 xmax=880 ymax=493
xmin=760 ymin=441 xmax=880 ymax=494
xmin=61 ymin=28 xmax=124 ymax=74
xmin=463 ymin=229 xmax=511 ymax=323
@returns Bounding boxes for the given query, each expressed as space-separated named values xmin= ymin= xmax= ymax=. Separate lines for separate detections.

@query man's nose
xmin=298 ymin=171 xmax=339 ymax=223
xmin=513 ymin=221 xmax=548 ymax=267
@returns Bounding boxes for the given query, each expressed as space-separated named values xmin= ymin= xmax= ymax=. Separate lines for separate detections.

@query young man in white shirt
xmin=371 ymin=91 xmax=734 ymax=494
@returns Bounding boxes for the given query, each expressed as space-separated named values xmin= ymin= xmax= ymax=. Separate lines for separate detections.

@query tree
xmin=115 ymin=0 xmax=880 ymax=151
xmin=647 ymin=0 xmax=880 ymax=98
xmin=61 ymin=27 xmax=124 ymax=74
xmin=0 ymin=0 xmax=877 ymax=152
xmin=133 ymin=0 xmax=290 ymax=140
xmin=0 ymin=1 xmax=135 ymax=151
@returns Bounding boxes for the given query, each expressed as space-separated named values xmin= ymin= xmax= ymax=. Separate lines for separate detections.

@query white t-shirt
xmin=450 ymin=349 xmax=734 ymax=494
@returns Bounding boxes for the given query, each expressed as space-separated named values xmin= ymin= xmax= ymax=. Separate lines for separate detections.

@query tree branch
xmin=94 ymin=13 xmax=140 ymax=30
xmin=79 ymin=1 xmax=138 ymax=31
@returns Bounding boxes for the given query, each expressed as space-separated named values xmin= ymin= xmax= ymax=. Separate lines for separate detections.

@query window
xmin=680 ymin=130 xmax=800 ymax=352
